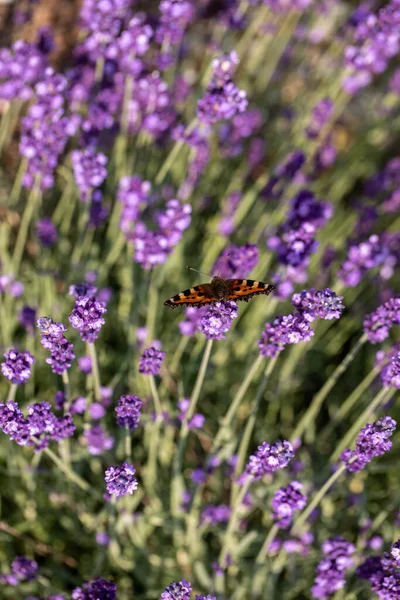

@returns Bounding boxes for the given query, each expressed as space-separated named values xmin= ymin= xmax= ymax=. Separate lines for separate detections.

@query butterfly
xmin=164 ymin=275 xmax=275 ymax=309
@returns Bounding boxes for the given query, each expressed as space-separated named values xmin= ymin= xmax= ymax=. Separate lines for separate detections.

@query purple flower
xmin=1 ymin=556 xmax=39 ymax=584
xmin=96 ymin=532 xmax=110 ymax=546
xmin=156 ymin=0 xmax=194 ymax=67
xmin=104 ymin=462 xmax=138 ymax=497
xmin=0 ymin=39 xmax=47 ymax=101
xmin=20 ymin=68 xmax=80 ymax=190
xmin=18 ymin=305 xmax=37 ymax=333
xmin=69 ymin=296 xmax=107 ymax=342
xmin=201 ymin=505 xmax=231 ymax=525
xmin=71 ymin=149 xmax=108 ymax=203
xmin=106 ymin=13 xmax=153 ymax=65
xmin=305 ymin=98 xmax=333 ymax=139
xmin=36 ymin=217 xmax=58 ymax=247
xmin=195 ymin=596 xmax=216 ymax=600
xmin=198 ymin=300 xmax=238 ymax=340
xmin=258 ymin=312 xmax=314 ymax=358
xmin=213 ymin=244 xmax=259 ymax=278
xmin=245 ymin=440 xmax=294 ymax=479
xmin=381 ymin=352 xmax=400 ymax=389
xmin=338 ymin=234 xmax=389 ymax=287
xmin=133 ymin=200 xmax=191 ymax=269
xmin=357 ymin=539 xmax=400 ymax=599
xmin=0 ymin=401 xmax=75 ymax=452
xmin=292 ymin=288 xmax=345 ymax=321
xmin=363 ymin=296 xmax=400 ymax=343
xmin=115 ymin=395 xmax=142 ymax=430
xmin=160 ymin=580 xmax=192 ymax=600
xmin=139 ymin=347 xmax=165 ymax=376
xmin=1 ymin=349 xmax=35 ymax=384
xmin=312 ymin=537 xmax=355 ymax=598
xmin=78 ymin=355 xmax=92 ymax=374
xmin=271 ymin=481 xmax=307 ymax=529
xmin=69 ymin=283 xmax=98 ymax=298
xmin=117 ymin=175 xmax=151 ymax=241
xmin=78 ymin=0 xmax=132 ymax=59
xmin=340 ymin=416 xmax=396 ymax=473
xmin=72 ymin=578 xmax=117 ymax=600
xmin=84 ymin=425 xmax=114 ymax=456
xmin=197 ymin=52 xmax=247 ymax=124
xmin=37 ymin=317 xmax=75 ymax=375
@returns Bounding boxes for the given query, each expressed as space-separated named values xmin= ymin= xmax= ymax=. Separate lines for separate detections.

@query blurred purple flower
xmin=1 ymin=349 xmax=35 ymax=384
xmin=305 ymin=98 xmax=333 ymax=139
xmin=312 ymin=537 xmax=355 ymax=598
xmin=201 ymin=505 xmax=231 ymax=525
xmin=156 ymin=0 xmax=194 ymax=67
xmin=118 ymin=175 xmax=151 ymax=241
xmin=271 ymin=481 xmax=307 ymax=529
xmin=213 ymin=243 xmax=259 ymax=278
xmin=72 ymin=577 xmax=117 ymax=600
xmin=96 ymin=532 xmax=110 ymax=546
xmin=18 ymin=306 xmax=37 ymax=334
xmin=71 ymin=149 xmax=108 ymax=203
xmin=364 ymin=296 xmax=400 ymax=344
xmin=357 ymin=538 xmax=400 ymax=599
xmin=36 ymin=217 xmax=58 ymax=247
xmin=139 ymin=347 xmax=165 ymax=375
xmin=69 ymin=296 xmax=107 ymax=342
xmin=69 ymin=283 xmax=98 ymax=298
xmin=78 ymin=355 xmax=92 ymax=374
xmin=0 ymin=556 xmax=39 ymax=585
xmin=245 ymin=440 xmax=294 ymax=479
xmin=115 ymin=395 xmax=142 ymax=430
xmin=160 ymin=580 xmax=192 ymax=600
xmin=258 ymin=312 xmax=314 ymax=358
xmin=89 ymin=403 xmax=105 ymax=420
xmin=0 ymin=40 xmax=47 ymax=101
xmin=84 ymin=425 xmax=114 ymax=456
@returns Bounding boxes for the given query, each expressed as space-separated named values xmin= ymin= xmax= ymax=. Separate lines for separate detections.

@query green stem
xmin=88 ymin=342 xmax=102 ymax=403
xmin=62 ymin=371 xmax=71 ymax=412
xmin=8 ymin=158 xmax=27 ymax=207
xmin=233 ymin=357 xmax=278 ymax=486
xmin=291 ymin=464 xmax=347 ymax=536
xmin=215 ymin=477 xmax=253 ymax=593
xmin=319 ymin=366 xmax=380 ymax=444
xmin=331 ymin=386 xmax=394 ymax=462
xmin=251 ymin=523 xmax=280 ymax=596
xmin=291 ymin=333 xmax=367 ymax=443
xmin=125 ymin=425 xmax=132 ymax=460
xmin=42 ymin=445 xmax=90 ymax=492
xmin=255 ymin=523 xmax=279 ymax=565
xmin=7 ymin=384 xmax=17 ymax=403
xmin=12 ymin=178 xmax=41 ymax=275
xmin=155 ymin=118 xmax=197 ymax=185
xmin=149 ymin=375 xmax=162 ymax=418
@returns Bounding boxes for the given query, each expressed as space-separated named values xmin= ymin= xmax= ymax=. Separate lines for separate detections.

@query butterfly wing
xmin=226 ymin=279 xmax=275 ymax=302
xmin=164 ymin=283 xmax=215 ymax=309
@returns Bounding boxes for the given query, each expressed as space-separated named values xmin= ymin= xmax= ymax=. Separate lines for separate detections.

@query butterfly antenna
xmin=186 ymin=266 xmax=213 ymax=279
xmin=216 ymin=252 xmax=231 ymax=277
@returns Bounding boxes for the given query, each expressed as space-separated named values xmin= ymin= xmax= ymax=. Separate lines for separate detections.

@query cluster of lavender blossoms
xmin=72 ymin=578 xmax=117 ymax=600
xmin=363 ymin=296 xmax=400 ymax=343
xmin=104 ymin=462 xmax=138 ymax=498
xmin=197 ymin=51 xmax=248 ymax=124
xmin=312 ymin=537 xmax=355 ymax=599
xmin=160 ymin=580 xmax=215 ymax=600
xmin=139 ymin=347 xmax=165 ymax=375
xmin=69 ymin=295 xmax=107 ymax=342
xmin=381 ymin=352 xmax=400 ymax=389
xmin=1 ymin=349 xmax=35 ymax=384
xmin=340 ymin=416 xmax=396 ymax=473
xmin=37 ymin=317 xmax=75 ymax=374
xmin=0 ymin=400 xmax=75 ymax=451
xmin=0 ymin=556 xmax=38 ymax=585
xmin=357 ymin=537 xmax=400 ymax=599
xmin=271 ymin=481 xmax=307 ymax=529
xmin=245 ymin=440 xmax=294 ymax=479
xmin=115 ymin=395 xmax=142 ymax=430
xmin=258 ymin=287 xmax=344 ymax=358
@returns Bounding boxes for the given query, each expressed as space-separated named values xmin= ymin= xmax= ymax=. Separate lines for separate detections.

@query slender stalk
xmin=124 ymin=426 xmax=132 ymax=459
xmin=155 ymin=118 xmax=197 ymax=185
xmin=8 ymin=158 xmax=27 ymax=207
xmin=232 ymin=357 xmax=278 ymax=494
xmin=255 ymin=523 xmax=279 ymax=565
xmin=62 ymin=371 xmax=71 ymax=412
xmin=7 ymin=384 xmax=17 ymax=403
xmin=215 ymin=477 xmax=253 ymax=593
xmin=319 ymin=366 xmax=380 ymax=444
xmin=88 ymin=342 xmax=102 ymax=403
xmin=291 ymin=333 xmax=367 ymax=443
xmin=291 ymin=464 xmax=347 ymax=537
xmin=42 ymin=445 xmax=90 ymax=492
xmin=331 ymin=386 xmax=394 ymax=462
xmin=12 ymin=178 xmax=41 ymax=275
xmin=171 ymin=340 xmax=213 ymax=517
xmin=149 ymin=375 xmax=162 ymax=418
xmin=251 ymin=523 xmax=280 ymax=597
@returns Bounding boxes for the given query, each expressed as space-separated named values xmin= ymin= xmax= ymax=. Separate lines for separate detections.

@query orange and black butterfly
xmin=164 ymin=275 xmax=275 ymax=309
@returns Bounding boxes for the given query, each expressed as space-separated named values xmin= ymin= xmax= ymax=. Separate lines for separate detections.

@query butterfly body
xmin=164 ymin=276 xmax=275 ymax=309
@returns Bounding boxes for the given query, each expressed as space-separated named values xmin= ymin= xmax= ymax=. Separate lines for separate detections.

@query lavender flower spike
xmin=340 ymin=416 xmax=396 ymax=473
xmin=69 ymin=296 xmax=107 ymax=342
xmin=245 ymin=440 xmax=294 ymax=479
xmin=139 ymin=347 xmax=165 ymax=375
xmin=312 ymin=537 xmax=355 ymax=598
xmin=115 ymin=395 xmax=142 ymax=430
xmin=1 ymin=349 xmax=35 ymax=384
xmin=104 ymin=462 xmax=138 ymax=498
xmin=72 ymin=578 xmax=117 ymax=600
xmin=160 ymin=579 xmax=192 ymax=600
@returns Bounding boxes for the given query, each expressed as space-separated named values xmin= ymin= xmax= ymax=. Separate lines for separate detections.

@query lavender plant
xmin=1 ymin=0 xmax=400 ymax=598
